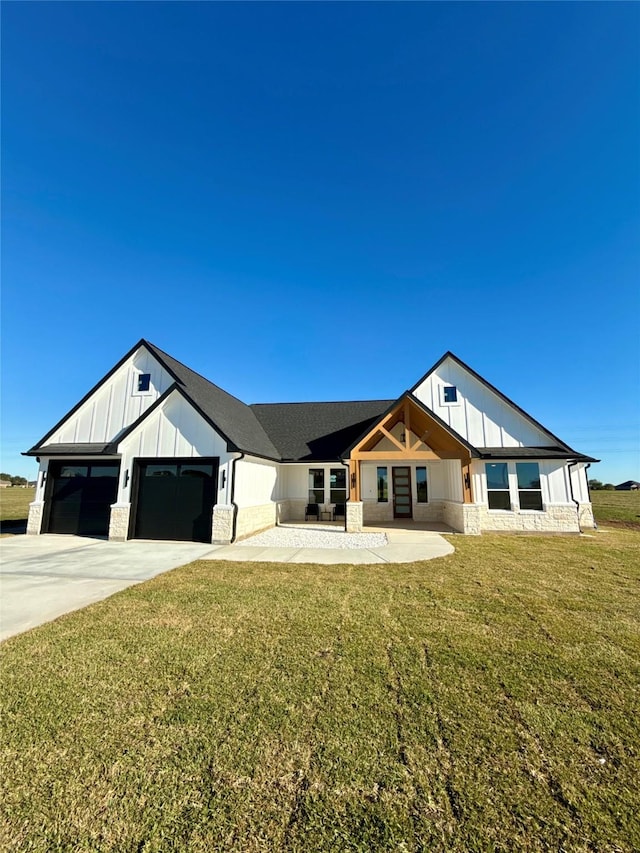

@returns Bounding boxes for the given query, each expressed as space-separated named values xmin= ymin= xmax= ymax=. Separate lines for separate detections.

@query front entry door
xmin=392 ymin=466 xmax=412 ymax=519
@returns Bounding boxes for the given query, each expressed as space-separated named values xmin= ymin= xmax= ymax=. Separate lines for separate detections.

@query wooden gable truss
xmin=347 ymin=396 xmax=474 ymax=503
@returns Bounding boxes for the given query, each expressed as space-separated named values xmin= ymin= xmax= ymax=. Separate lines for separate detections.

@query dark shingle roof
xmin=477 ymin=447 xmax=598 ymax=462
xmin=251 ymin=400 xmax=395 ymax=461
xmin=25 ymin=340 xmax=598 ymax=466
xmin=145 ymin=342 xmax=281 ymax=460
xmin=32 ymin=443 xmax=113 ymax=456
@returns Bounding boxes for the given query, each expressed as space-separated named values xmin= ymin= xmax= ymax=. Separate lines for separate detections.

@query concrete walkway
xmin=205 ymin=524 xmax=454 ymax=565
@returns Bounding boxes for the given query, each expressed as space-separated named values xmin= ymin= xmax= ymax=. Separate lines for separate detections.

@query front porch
xmin=343 ymin=394 xmax=477 ymax=534
xmin=362 ymin=519 xmax=458 ymax=534
xmin=274 ymin=519 xmax=458 ymax=534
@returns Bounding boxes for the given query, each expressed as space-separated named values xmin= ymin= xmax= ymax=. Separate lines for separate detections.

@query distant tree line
xmin=588 ymin=479 xmax=616 ymax=491
xmin=0 ymin=473 xmax=28 ymax=486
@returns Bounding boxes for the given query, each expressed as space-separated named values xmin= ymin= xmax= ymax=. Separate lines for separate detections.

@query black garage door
xmin=46 ymin=461 xmax=120 ymax=536
xmin=132 ymin=459 xmax=218 ymax=542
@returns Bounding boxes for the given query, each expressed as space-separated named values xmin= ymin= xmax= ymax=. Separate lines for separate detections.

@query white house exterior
xmin=25 ymin=340 xmax=597 ymax=542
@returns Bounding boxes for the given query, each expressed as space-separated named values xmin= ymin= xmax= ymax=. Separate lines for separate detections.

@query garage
xmin=46 ymin=461 xmax=120 ymax=536
xmin=132 ymin=458 xmax=218 ymax=542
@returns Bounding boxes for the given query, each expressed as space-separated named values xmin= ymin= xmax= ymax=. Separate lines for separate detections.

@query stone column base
xmin=443 ymin=502 xmax=481 ymax=534
xmin=212 ymin=504 xmax=235 ymax=544
xmin=109 ymin=504 xmax=131 ymax=542
xmin=578 ymin=502 xmax=596 ymax=530
xmin=26 ymin=502 xmax=44 ymax=535
xmin=346 ymin=501 xmax=363 ymax=533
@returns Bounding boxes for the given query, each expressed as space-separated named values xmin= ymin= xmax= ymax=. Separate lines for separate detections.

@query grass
xmin=591 ymin=489 xmax=640 ymax=528
xmin=0 ymin=487 xmax=35 ymax=528
xmin=2 ymin=531 xmax=639 ymax=851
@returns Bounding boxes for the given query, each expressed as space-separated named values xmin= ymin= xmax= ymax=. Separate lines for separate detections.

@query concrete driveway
xmin=0 ymin=535 xmax=216 ymax=642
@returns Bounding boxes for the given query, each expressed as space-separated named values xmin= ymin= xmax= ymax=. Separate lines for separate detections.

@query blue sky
xmin=2 ymin=2 xmax=639 ymax=483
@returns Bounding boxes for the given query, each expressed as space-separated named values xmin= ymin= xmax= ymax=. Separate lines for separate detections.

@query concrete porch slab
xmin=200 ymin=526 xmax=454 ymax=565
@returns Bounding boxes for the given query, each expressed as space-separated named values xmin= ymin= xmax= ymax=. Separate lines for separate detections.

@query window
xmin=486 ymin=462 xmax=510 ymax=510
xmin=377 ymin=467 xmax=388 ymax=502
xmin=416 ymin=467 xmax=428 ymax=503
xmin=308 ymin=468 xmax=324 ymax=504
xmin=181 ymin=463 xmax=214 ymax=479
xmin=137 ymin=373 xmax=151 ymax=392
xmin=443 ymin=385 xmax=457 ymax=403
xmin=330 ymin=468 xmax=346 ymax=504
xmin=517 ymin=462 xmax=543 ymax=511
xmin=146 ymin=464 xmax=177 ymax=477
xmin=91 ymin=465 xmax=120 ymax=478
xmin=59 ymin=466 xmax=88 ymax=478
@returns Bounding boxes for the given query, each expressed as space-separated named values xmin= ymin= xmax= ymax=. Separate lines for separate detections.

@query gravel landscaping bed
xmin=237 ymin=524 xmax=388 ymax=550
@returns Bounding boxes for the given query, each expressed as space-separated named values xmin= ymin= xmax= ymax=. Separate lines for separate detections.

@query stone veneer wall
xmin=362 ymin=501 xmax=445 ymax=523
xmin=277 ymin=500 xmax=306 ymax=522
xmin=26 ymin=501 xmax=44 ymax=535
xmin=212 ymin=504 xmax=234 ymax=544
xmin=479 ymin=504 xmax=580 ymax=533
xmin=234 ymin=503 xmax=277 ymax=541
xmin=346 ymin=502 xmax=363 ymax=533
xmin=443 ymin=502 xmax=480 ymax=534
xmin=108 ymin=504 xmax=131 ymax=542
xmin=443 ymin=501 xmax=583 ymax=534
xmin=578 ymin=502 xmax=596 ymax=529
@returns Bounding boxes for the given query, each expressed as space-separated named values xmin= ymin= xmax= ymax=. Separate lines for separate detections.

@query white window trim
xmin=132 ymin=371 xmax=154 ymax=397
xmin=485 ymin=461 xmax=547 ymax=512
xmin=308 ymin=465 xmax=347 ymax=508
xmin=439 ymin=384 xmax=461 ymax=407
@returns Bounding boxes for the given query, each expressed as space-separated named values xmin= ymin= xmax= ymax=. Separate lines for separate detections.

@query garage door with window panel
xmin=46 ymin=461 xmax=120 ymax=536
xmin=132 ymin=459 xmax=218 ymax=542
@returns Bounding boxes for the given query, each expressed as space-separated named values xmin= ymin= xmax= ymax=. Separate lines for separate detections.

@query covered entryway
xmin=131 ymin=458 xmax=218 ymax=542
xmin=45 ymin=460 xmax=120 ymax=536
xmin=344 ymin=394 xmax=477 ymax=532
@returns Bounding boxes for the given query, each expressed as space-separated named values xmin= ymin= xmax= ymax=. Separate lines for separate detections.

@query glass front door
xmin=392 ymin=466 xmax=412 ymax=519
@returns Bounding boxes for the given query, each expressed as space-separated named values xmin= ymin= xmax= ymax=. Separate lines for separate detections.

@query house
xmin=0 ymin=481 xmax=11 ymax=489
xmin=616 ymin=481 xmax=640 ymax=491
xmin=24 ymin=340 xmax=597 ymax=542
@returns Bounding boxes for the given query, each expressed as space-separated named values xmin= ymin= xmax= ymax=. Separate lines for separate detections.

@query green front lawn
xmin=0 ymin=487 xmax=35 ymax=523
xmin=2 ymin=531 xmax=639 ymax=851
xmin=591 ymin=489 xmax=640 ymax=528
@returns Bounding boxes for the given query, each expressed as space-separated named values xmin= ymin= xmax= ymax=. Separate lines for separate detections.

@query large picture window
xmin=486 ymin=463 xmax=510 ymax=510
xmin=330 ymin=468 xmax=347 ymax=505
xmin=308 ymin=469 xmax=324 ymax=504
xmin=377 ymin=467 xmax=388 ymax=502
xmin=516 ymin=463 xmax=543 ymax=511
xmin=416 ymin=467 xmax=428 ymax=503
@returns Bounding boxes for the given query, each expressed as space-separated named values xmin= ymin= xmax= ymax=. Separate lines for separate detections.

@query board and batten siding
xmin=114 ymin=390 xmax=234 ymax=505
xmin=45 ymin=347 xmax=175 ymax=446
xmin=234 ymin=457 xmax=281 ymax=507
xmin=413 ymin=358 xmax=550 ymax=448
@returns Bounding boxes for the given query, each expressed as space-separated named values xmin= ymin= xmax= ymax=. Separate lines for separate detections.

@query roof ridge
xmin=250 ymin=398 xmax=395 ymax=407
